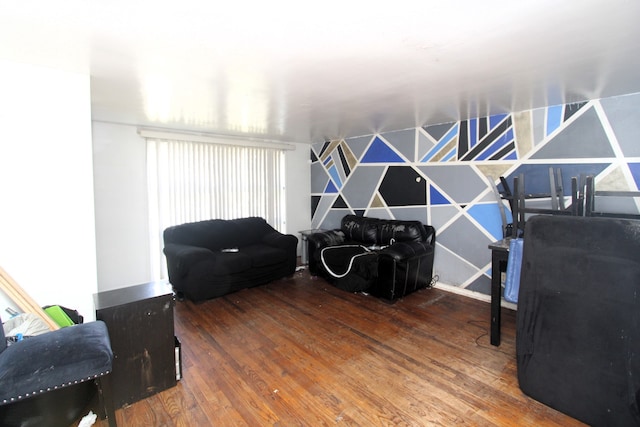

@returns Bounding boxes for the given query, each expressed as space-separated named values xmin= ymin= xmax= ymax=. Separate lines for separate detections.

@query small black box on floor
xmin=175 ymin=336 xmax=182 ymax=381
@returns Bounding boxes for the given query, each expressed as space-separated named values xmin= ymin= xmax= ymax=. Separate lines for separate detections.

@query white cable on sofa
xmin=320 ymin=245 xmax=375 ymax=279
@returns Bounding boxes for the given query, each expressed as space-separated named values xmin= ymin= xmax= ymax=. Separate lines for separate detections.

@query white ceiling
xmin=2 ymin=0 xmax=640 ymax=144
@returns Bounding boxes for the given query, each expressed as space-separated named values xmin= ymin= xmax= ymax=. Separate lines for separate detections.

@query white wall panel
xmin=0 ymin=60 xmax=97 ymax=320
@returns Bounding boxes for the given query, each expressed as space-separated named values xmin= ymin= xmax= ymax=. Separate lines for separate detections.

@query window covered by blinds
xmin=146 ymin=137 xmax=286 ymax=280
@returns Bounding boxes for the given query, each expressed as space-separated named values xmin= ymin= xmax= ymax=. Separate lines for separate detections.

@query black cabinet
xmin=94 ymin=281 xmax=178 ymax=408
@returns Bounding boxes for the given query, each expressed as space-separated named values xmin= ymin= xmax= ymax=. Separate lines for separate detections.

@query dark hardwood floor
xmin=96 ymin=269 xmax=583 ymax=426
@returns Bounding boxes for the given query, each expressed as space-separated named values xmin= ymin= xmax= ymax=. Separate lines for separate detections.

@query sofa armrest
xmin=378 ymin=241 xmax=433 ymax=262
xmin=262 ymin=231 xmax=298 ymax=251
xmin=307 ymin=230 xmax=345 ymax=275
xmin=423 ymin=225 xmax=436 ymax=246
xmin=163 ymin=243 xmax=216 ymax=280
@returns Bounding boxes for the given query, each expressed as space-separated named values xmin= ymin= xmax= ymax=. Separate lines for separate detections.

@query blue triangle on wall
xmin=361 ymin=137 xmax=405 ymax=163
xmin=430 ymin=185 xmax=450 ymax=205
xmin=328 ymin=165 xmax=343 ymax=188
xmin=324 ymin=180 xmax=338 ymax=193
xmin=628 ymin=163 xmax=640 ymax=189
xmin=489 ymin=114 xmax=509 ymax=129
xmin=467 ymin=203 xmax=506 ymax=241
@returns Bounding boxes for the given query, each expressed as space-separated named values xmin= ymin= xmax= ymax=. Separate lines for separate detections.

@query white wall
xmin=92 ymin=122 xmax=151 ymax=291
xmin=92 ymin=121 xmax=311 ymax=292
xmin=284 ymin=142 xmax=312 ymax=247
xmin=0 ymin=60 xmax=98 ymax=321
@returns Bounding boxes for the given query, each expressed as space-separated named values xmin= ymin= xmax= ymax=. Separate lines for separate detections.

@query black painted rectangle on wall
xmin=378 ymin=166 xmax=427 ymax=206
xmin=458 ymin=120 xmax=469 ymax=157
xmin=478 ymin=117 xmax=488 ymax=139
xmin=489 ymin=141 xmax=516 ymax=160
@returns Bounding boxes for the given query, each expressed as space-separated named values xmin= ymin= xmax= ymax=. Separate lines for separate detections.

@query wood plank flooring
xmin=96 ymin=269 xmax=584 ymax=426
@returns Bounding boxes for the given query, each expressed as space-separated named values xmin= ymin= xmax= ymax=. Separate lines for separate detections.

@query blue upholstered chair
xmin=0 ymin=318 xmax=116 ymax=427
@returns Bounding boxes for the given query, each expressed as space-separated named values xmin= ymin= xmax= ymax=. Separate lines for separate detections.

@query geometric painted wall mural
xmin=311 ymin=92 xmax=640 ymax=297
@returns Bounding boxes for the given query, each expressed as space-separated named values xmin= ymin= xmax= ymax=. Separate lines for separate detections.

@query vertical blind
xmin=146 ymin=137 xmax=286 ymax=280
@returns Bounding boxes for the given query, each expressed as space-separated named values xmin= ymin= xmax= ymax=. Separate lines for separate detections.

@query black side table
xmin=488 ymin=238 xmax=510 ymax=346
xmin=94 ymin=281 xmax=178 ymax=408
xmin=298 ymin=229 xmax=327 ymax=265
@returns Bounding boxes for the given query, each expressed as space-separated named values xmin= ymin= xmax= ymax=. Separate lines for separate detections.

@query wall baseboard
xmin=433 ymin=282 xmax=517 ymax=311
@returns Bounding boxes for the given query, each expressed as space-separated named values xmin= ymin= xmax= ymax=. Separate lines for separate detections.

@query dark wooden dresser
xmin=94 ymin=281 xmax=178 ymax=408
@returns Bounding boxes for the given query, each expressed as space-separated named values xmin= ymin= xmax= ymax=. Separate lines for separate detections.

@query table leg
xmin=490 ymin=251 xmax=507 ymax=346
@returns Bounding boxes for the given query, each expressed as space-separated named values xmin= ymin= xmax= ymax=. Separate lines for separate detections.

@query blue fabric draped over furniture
xmin=503 ymin=237 xmax=523 ymax=303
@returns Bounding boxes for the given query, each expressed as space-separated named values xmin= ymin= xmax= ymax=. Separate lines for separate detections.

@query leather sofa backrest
xmin=340 ymin=214 xmax=427 ymax=246
xmin=378 ymin=220 xmax=426 ymax=245
xmin=341 ymin=215 xmax=379 ymax=244
xmin=163 ymin=217 xmax=275 ymax=251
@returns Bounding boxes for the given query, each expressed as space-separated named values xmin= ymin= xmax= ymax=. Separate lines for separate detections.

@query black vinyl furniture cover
xmin=517 ymin=215 xmax=640 ymax=426
xmin=163 ymin=217 xmax=298 ymax=301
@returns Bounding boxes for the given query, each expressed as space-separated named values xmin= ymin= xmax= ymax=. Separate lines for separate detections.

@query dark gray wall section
xmin=418 ymin=165 xmax=488 ymax=204
xmin=311 ymin=162 xmax=331 ymax=193
xmin=436 ymin=215 xmax=492 ymax=268
xmin=341 ymin=166 xmax=386 ymax=209
xmin=531 ymin=107 xmax=614 ymax=159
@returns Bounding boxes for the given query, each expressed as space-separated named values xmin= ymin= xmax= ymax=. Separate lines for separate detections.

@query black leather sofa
xmin=307 ymin=215 xmax=436 ymax=301
xmin=163 ymin=217 xmax=298 ymax=302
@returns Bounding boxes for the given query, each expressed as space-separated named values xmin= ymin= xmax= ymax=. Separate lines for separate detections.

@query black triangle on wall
xmin=332 ymin=195 xmax=348 ymax=209
xmin=563 ymin=101 xmax=588 ymax=121
xmin=311 ymin=196 xmax=321 ymax=218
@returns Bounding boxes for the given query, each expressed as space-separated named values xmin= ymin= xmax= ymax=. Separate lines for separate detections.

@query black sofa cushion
xmin=242 ymin=244 xmax=288 ymax=268
xmin=321 ymin=245 xmax=378 ymax=292
xmin=212 ymin=252 xmax=251 ymax=275
xmin=0 ymin=321 xmax=113 ymax=404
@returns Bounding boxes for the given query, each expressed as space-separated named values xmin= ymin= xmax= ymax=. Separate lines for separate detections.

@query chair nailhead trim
xmin=1 ymin=370 xmax=111 ymax=404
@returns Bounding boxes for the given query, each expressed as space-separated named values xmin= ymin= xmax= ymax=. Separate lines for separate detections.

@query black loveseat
xmin=307 ymin=215 xmax=436 ymax=301
xmin=163 ymin=217 xmax=298 ymax=302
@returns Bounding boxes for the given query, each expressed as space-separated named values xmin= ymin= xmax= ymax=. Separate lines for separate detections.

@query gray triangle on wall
xmin=380 ymin=129 xmax=416 ymax=162
xmin=531 ymin=107 xmax=614 ymax=159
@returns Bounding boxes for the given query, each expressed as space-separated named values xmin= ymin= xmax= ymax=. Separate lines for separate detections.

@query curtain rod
xmin=137 ymin=128 xmax=297 ymax=151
